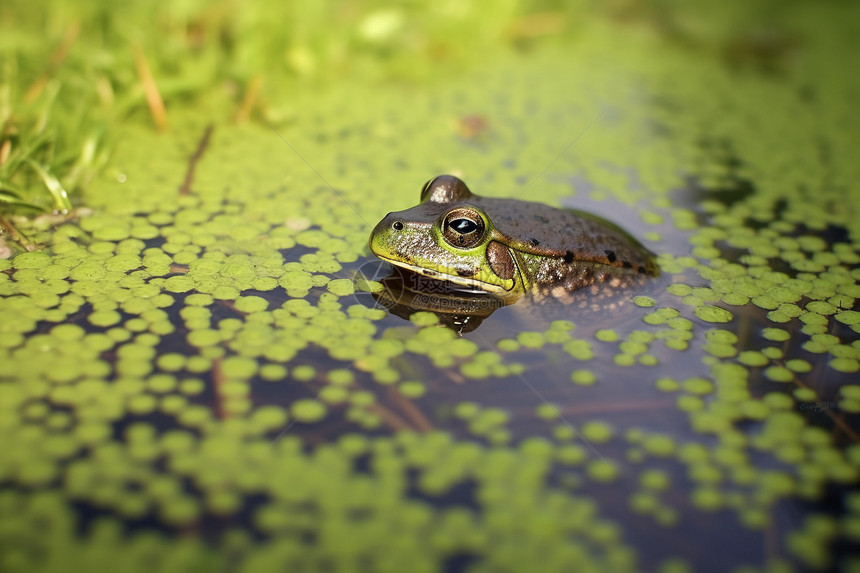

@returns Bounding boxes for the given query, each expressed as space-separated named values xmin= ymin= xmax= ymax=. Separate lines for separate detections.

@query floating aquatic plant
xmin=2 ymin=1 xmax=860 ymax=572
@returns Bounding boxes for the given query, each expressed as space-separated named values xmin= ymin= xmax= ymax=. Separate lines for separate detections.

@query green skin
xmin=369 ymin=175 xmax=658 ymax=301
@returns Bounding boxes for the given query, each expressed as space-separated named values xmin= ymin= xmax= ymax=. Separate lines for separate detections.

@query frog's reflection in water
xmin=372 ymin=267 xmax=510 ymax=333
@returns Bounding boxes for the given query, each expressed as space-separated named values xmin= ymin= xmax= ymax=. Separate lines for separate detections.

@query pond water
xmin=2 ymin=8 xmax=860 ymax=573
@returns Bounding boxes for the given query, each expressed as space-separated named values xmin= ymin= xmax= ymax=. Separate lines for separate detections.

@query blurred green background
xmin=2 ymin=2 xmax=860 ymax=573
xmin=1 ymin=0 xmax=808 ymax=219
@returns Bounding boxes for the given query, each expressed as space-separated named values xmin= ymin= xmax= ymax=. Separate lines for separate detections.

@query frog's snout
xmin=372 ymin=214 xmax=404 ymax=238
xmin=379 ymin=212 xmax=404 ymax=231
xmin=369 ymin=213 xmax=398 ymax=256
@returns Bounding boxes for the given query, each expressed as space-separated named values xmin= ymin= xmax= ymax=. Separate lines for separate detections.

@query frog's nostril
xmin=392 ymin=221 xmax=404 ymax=231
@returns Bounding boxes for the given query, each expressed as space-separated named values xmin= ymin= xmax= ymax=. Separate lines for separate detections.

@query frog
xmin=368 ymin=175 xmax=658 ymax=303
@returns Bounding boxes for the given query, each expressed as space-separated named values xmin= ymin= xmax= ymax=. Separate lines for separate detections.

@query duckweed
xmin=398 ymin=381 xmax=426 ymax=398
xmin=536 ymin=403 xmax=561 ymax=420
xmin=516 ymin=331 xmax=545 ymax=349
xmin=694 ymin=305 xmax=733 ymax=324
xmin=640 ymin=469 xmax=670 ymax=491
xmin=290 ymin=400 xmax=326 ymax=423
xmin=587 ymin=459 xmax=620 ymax=483
xmin=633 ymin=296 xmax=656 ymax=307
xmin=570 ymin=370 xmax=597 ymax=386
xmin=595 ymin=330 xmax=619 ymax=343
xmin=829 ymin=358 xmax=860 ymax=373
xmin=409 ymin=312 xmax=439 ymax=327
xmin=581 ymin=421 xmax=614 ymax=444
xmin=2 ymin=3 xmax=859 ymax=572
xmin=683 ymin=378 xmax=714 ymax=395
xmin=655 ymin=378 xmax=679 ymax=392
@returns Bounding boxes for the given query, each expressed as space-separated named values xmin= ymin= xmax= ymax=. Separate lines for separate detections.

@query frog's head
xmin=369 ymin=175 xmax=522 ymax=295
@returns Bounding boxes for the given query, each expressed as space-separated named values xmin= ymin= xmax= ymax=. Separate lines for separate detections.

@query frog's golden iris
xmin=442 ymin=208 xmax=485 ymax=248
xmin=369 ymin=175 xmax=658 ymax=301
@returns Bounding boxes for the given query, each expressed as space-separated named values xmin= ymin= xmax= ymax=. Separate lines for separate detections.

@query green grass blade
xmin=25 ymin=158 xmax=72 ymax=213
xmin=0 ymin=190 xmax=43 ymax=211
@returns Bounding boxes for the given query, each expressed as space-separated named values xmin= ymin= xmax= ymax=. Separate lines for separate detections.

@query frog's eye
xmin=442 ymin=208 xmax=486 ymax=249
xmin=450 ymin=219 xmax=478 ymax=233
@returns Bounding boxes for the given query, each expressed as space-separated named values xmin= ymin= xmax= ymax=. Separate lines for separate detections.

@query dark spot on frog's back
xmin=529 ymin=238 xmax=540 ymax=246
xmin=563 ymin=251 xmax=575 ymax=264
xmin=533 ymin=214 xmax=549 ymax=224
xmin=622 ymin=260 xmax=633 ymax=269
xmin=604 ymin=249 xmax=617 ymax=263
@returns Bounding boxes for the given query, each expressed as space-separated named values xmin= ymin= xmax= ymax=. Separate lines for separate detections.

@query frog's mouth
xmin=375 ymin=255 xmax=510 ymax=294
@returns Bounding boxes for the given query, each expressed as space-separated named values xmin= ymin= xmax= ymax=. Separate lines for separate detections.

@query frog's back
xmin=474 ymin=196 xmax=658 ymax=276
